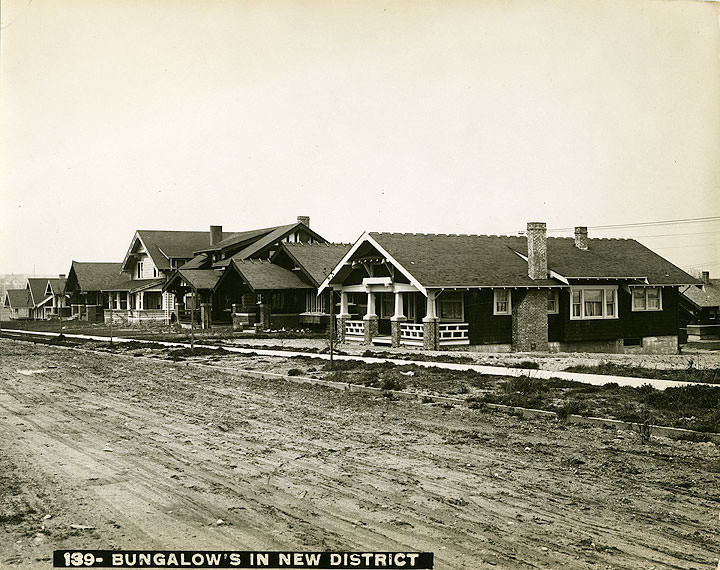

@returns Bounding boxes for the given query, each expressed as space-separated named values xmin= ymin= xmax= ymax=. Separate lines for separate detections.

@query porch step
xmin=371 ymin=336 xmax=392 ymax=346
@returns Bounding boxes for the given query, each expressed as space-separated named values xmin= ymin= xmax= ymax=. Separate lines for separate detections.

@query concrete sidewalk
xmin=3 ymin=328 xmax=717 ymax=391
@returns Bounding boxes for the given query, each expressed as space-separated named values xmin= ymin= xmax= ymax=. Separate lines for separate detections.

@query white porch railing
xmin=345 ymin=320 xmax=365 ymax=341
xmin=400 ymin=322 xmax=424 ymax=346
xmin=439 ymin=323 xmax=469 ymax=346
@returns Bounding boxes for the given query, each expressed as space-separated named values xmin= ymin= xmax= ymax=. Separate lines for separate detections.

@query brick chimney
xmin=297 ymin=216 xmax=310 ymax=227
xmin=59 ymin=274 xmax=66 ymax=279
xmin=702 ymin=271 xmax=710 ymax=285
xmin=526 ymin=222 xmax=547 ymax=280
xmin=574 ymin=226 xmax=589 ymax=250
xmin=210 ymin=225 xmax=223 ymax=246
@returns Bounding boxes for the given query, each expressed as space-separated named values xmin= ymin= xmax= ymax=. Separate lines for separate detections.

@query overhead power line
xmin=547 ymin=215 xmax=720 ymax=233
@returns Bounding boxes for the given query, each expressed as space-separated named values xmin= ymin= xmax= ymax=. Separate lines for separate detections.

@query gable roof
xmin=512 ymin=237 xmax=697 ymax=285
xmin=198 ymin=226 xmax=282 ymax=253
xmin=122 ymin=230 xmax=234 ymax=272
xmin=368 ymin=233 xmax=560 ymax=289
xmin=172 ymin=269 xmax=224 ymax=292
xmin=213 ymin=222 xmax=328 ymax=266
xmin=66 ymin=261 xmax=124 ymax=293
xmin=231 ymin=260 xmax=313 ymax=292
xmin=4 ymin=289 xmax=33 ymax=309
xmin=320 ymin=232 xmax=697 ymax=292
xmin=26 ymin=278 xmax=54 ymax=307
xmin=682 ymin=279 xmax=720 ymax=309
xmin=46 ymin=277 xmax=67 ymax=296
xmin=276 ymin=242 xmax=353 ymax=287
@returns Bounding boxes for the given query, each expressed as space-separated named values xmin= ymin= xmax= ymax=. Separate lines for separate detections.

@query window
xmin=493 ymin=289 xmax=511 ymax=315
xmin=305 ymin=291 xmax=327 ymax=313
xmin=569 ymin=286 xmax=618 ymax=320
xmin=380 ymin=293 xmax=395 ymax=318
xmin=547 ymin=290 xmax=559 ymax=314
xmin=439 ymin=291 xmax=464 ymax=321
xmin=136 ymin=261 xmax=144 ymax=279
xmin=153 ymin=267 xmax=158 ymax=278
xmin=631 ymin=287 xmax=662 ymax=311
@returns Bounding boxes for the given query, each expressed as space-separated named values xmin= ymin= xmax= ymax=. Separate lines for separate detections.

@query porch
xmin=342 ymin=319 xmax=469 ymax=348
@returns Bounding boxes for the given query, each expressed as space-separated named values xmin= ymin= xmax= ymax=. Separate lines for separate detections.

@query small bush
xmin=380 ymin=376 xmax=406 ymax=391
xmin=286 ymin=368 xmax=303 ymax=376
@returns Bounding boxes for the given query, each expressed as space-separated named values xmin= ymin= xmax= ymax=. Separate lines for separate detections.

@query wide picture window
xmin=570 ymin=287 xmax=617 ymax=320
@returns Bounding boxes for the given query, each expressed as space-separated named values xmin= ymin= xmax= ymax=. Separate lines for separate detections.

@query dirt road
xmin=1 ymin=338 xmax=718 ymax=569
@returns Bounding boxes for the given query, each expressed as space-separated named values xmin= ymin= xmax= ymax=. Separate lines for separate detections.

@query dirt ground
xmin=1 ymin=338 xmax=719 ymax=570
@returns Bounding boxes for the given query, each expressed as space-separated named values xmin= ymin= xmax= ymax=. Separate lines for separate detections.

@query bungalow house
xmin=26 ymin=278 xmax=55 ymax=319
xmin=104 ymin=228 xmax=239 ymax=324
xmin=270 ymin=242 xmax=352 ymax=330
xmin=44 ymin=276 xmax=69 ymax=318
xmin=3 ymin=289 xmax=33 ymax=320
xmin=64 ymin=262 xmax=123 ymax=321
xmin=319 ymin=223 xmax=698 ymax=354
xmin=163 ymin=217 xmax=339 ymax=329
xmin=680 ymin=271 xmax=720 ymax=341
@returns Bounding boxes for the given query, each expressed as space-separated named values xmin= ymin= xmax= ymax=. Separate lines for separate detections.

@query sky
xmin=1 ymin=0 xmax=719 ymax=277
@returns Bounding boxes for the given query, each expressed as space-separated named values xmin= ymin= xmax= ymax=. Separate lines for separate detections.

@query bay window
xmin=569 ymin=286 xmax=618 ymax=320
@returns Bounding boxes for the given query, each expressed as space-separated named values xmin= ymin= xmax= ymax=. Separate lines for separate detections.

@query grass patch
xmin=564 ymin=362 xmax=720 ymax=384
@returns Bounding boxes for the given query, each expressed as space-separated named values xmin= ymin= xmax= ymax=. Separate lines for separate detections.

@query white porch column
xmin=425 ymin=290 xmax=437 ymax=319
xmin=108 ymin=292 xmax=114 ymax=309
xmin=366 ymin=291 xmax=376 ymax=318
xmin=339 ymin=291 xmax=350 ymax=317
xmin=126 ymin=291 xmax=131 ymax=310
xmin=392 ymin=291 xmax=405 ymax=320
xmin=139 ymin=291 xmax=144 ymax=310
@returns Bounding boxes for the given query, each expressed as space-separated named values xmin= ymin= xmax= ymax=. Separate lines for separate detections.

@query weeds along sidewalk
xmin=2 ymin=328 xmax=717 ymax=391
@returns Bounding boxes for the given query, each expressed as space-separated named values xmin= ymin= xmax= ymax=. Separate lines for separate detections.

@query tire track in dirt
xmin=1 ymin=339 xmax=719 ymax=569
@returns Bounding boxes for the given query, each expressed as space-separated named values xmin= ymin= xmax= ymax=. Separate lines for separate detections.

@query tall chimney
xmin=702 ymin=271 xmax=710 ymax=285
xmin=210 ymin=225 xmax=223 ymax=246
xmin=574 ymin=226 xmax=588 ymax=250
xmin=297 ymin=216 xmax=310 ymax=227
xmin=526 ymin=222 xmax=547 ymax=280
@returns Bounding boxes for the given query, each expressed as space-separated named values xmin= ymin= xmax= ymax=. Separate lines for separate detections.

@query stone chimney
xmin=702 ymin=271 xmax=710 ymax=285
xmin=297 ymin=216 xmax=310 ymax=227
xmin=210 ymin=225 xmax=223 ymax=246
xmin=574 ymin=226 xmax=589 ymax=250
xmin=526 ymin=222 xmax=547 ymax=280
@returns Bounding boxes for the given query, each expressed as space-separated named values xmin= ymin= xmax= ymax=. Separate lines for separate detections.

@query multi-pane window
xmin=493 ymin=289 xmax=511 ymax=315
xmin=136 ymin=261 xmax=144 ymax=279
xmin=439 ymin=291 xmax=464 ymax=321
xmin=632 ymin=287 xmax=662 ymax=311
xmin=570 ymin=287 xmax=618 ymax=320
xmin=305 ymin=291 xmax=327 ymax=313
xmin=547 ymin=290 xmax=559 ymax=314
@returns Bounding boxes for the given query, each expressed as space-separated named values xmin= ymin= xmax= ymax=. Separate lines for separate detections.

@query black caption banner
xmin=54 ymin=551 xmax=434 ymax=569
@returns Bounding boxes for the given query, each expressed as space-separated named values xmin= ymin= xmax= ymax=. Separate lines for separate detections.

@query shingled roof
xmin=512 ymin=237 xmax=697 ymax=284
xmin=4 ymin=289 xmax=33 ymax=309
xmin=324 ymin=232 xmax=697 ymax=290
xmin=26 ymin=278 xmax=54 ymax=307
xmin=277 ymin=242 xmax=352 ymax=287
xmin=46 ymin=277 xmax=67 ymax=296
xmin=174 ymin=269 xmax=223 ymax=291
xmin=682 ymin=279 xmax=720 ymax=308
xmin=231 ymin=260 xmax=313 ymax=291
xmin=128 ymin=230 xmax=233 ymax=271
xmin=65 ymin=262 xmax=124 ymax=293
xmin=368 ymin=233 xmax=560 ymax=288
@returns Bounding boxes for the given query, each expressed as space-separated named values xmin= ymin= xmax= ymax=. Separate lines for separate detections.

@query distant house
xmin=43 ymin=276 xmax=69 ymax=318
xmin=65 ymin=262 xmax=123 ymax=321
xmin=163 ymin=217 xmax=339 ymax=329
xmin=104 ymin=228 xmax=238 ymax=324
xmin=680 ymin=271 xmax=720 ymax=341
xmin=3 ymin=289 xmax=33 ymax=320
xmin=26 ymin=278 xmax=55 ymax=319
xmin=319 ymin=223 xmax=698 ymax=354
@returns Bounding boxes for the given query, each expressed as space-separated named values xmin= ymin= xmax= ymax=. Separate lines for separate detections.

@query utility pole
xmin=329 ymin=289 xmax=335 ymax=369
xmin=190 ymin=287 xmax=195 ymax=352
